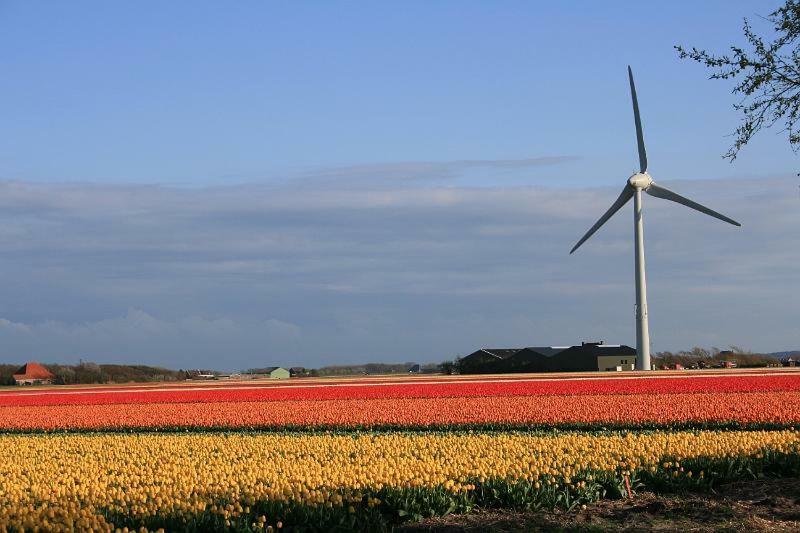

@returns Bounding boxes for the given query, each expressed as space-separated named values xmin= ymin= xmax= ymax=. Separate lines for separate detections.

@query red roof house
xmin=12 ymin=362 xmax=55 ymax=385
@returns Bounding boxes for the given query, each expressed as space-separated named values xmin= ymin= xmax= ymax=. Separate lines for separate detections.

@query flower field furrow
xmin=1 ymin=373 xmax=798 ymax=407
xmin=1 ymin=430 xmax=798 ymax=531
xmin=1 ymin=391 xmax=798 ymax=430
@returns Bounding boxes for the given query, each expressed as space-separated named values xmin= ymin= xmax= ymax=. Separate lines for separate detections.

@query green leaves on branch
xmin=676 ymin=0 xmax=800 ymax=160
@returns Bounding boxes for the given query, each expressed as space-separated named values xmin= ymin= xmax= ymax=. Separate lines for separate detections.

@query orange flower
xmin=0 ymin=391 xmax=797 ymax=430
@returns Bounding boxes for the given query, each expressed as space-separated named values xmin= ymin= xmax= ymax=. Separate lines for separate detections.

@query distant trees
xmin=242 ymin=362 xmax=445 ymax=377
xmin=442 ymin=357 xmax=464 ymax=375
xmin=0 ymin=366 xmax=16 ymax=386
xmin=50 ymin=366 xmax=77 ymax=385
xmin=314 ymin=362 xmax=420 ymax=376
xmin=690 ymin=347 xmax=710 ymax=358
xmin=439 ymin=360 xmax=456 ymax=375
xmin=75 ymin=362 xmax=103 ymax=384
xmin=0 ymin=362 xmax=186 ymax=386
xmin=676 ymin=0 xmax=800 ymax=160
xmin=653 ymin=345 xmax=775 ymax=368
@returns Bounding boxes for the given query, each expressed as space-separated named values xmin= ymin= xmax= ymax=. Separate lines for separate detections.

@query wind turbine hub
xmin=628 ymin=172 xmax=652 ymax=190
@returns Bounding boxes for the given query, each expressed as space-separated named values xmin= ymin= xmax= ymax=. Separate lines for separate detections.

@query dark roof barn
xmin=459 ymin=342 xmax=636 ymax=374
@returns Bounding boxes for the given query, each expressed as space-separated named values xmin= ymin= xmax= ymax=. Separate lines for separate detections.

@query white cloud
xmin=0 ymin=318 xmax=31 ymax=333
xmin=290 ymin=157 xmax=579 ymax=188
xmin=0 ymin=174 xmax=796 ymax=368
xmin=0 ymin=309 xmax=304 ymax=370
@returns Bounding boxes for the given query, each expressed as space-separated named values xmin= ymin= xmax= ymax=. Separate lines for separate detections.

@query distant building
xmin=187 ymin=369 xmax=217 ymax=380
xmin=263 ymin=367 xmax=290 ymax=379
xmin=459 ymin=349 xmax=523 ymax=373
xmin=289 ymin=367 xmax=307 ymax=377
xmin=408 ymin=364 xmax=421 ymax=374
xmin=459 ymin=342 xmax=637 ymax=374
xmin=13 ymin=362 xmax=55 ymax=385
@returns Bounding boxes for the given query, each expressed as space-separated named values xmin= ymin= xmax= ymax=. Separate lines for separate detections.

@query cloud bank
xmin=0 ymin=172 xmax=796 ymax=369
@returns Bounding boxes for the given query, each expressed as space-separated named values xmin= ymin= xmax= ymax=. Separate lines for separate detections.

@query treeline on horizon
xmin=244 ymin=362 xmax=440 ymax=377
xmin=0 ymin=346 xmax=792 ymax=386
xmin=0 ymin=361 xmax=440 ymax=386
xmin=0 ymin=362 xmax=186 ymax=386
xmin=651 ymin=346 xmax=784 ymax=368
xmin=295 ymin=362 xmax=436 ymax=376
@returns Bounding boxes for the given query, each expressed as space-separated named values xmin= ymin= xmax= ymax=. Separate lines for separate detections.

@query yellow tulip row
xmin=0 ymin=430 xmax=797 ymax=531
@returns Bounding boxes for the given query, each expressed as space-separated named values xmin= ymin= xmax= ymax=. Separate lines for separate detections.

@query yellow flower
xmin=0 ymin=430 xmax=796 ymax=531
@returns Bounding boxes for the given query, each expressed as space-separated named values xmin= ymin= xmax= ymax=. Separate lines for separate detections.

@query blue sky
xmin=1 ymin=0 xmax=795 ymax=185
xmin=0 ymin=1 xmax=797 ymax=369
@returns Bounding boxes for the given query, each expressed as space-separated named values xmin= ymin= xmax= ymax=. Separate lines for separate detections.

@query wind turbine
xmin=570 ymin=66 xmax=741 ymax=371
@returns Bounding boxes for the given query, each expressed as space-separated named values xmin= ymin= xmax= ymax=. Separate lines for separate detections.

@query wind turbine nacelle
xmin=628 ymin=173 xmax=653 ymax=189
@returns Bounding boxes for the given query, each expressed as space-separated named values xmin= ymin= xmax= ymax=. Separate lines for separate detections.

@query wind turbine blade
xmin=628 ymin=66 xmax=647 ymax=173
xmin=645 ymin=182 xmax=741 ymax=226
xmin=570 ymin=185 xmax=634 ymax=254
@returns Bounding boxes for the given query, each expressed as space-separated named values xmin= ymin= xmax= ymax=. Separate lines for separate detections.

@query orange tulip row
xmin=0 ymin=391 xmax=797 ymax=430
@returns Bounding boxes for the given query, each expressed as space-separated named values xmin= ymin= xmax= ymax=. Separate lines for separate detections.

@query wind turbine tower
xmin=570 ymin=67 xmax=741 ymax=371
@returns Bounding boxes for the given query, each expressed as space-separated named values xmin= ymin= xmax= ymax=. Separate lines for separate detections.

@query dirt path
xmin=399 ymin=477 xmax=800 ymax=532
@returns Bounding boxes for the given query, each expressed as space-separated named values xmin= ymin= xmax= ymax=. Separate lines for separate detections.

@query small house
xmin=408 ymin=364 xmax=421 ymax=374
xmin=289 ymin=367 xmax=307 ymax=377
xmin=264 ymin=367 xmax=290 ymax=379
xmin=12 ymin=362 xmax=55 ymax=386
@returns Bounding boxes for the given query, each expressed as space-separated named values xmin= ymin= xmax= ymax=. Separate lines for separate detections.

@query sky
xmin=0 ymin=1 xmax=798 ymax=369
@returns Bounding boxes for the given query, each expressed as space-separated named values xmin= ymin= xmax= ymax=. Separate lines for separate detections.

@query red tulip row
xmin=0 ymin=373 xmax=798 ymax=407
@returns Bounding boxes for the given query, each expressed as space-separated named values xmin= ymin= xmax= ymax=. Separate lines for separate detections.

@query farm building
xmin=459 ymin=349 xmax=520 ymax=372
xmin=459 ymin=342 xmax=636 ymax=374
xmin=187 ymin=369 xmax=217 ymax=380
xmin=12 ymin=362 xmax=56 ymax=385
xmin=263 ymin=367 xmax=290 ymax=379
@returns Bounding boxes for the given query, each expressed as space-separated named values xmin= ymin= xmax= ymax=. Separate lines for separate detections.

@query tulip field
xmin=1 ymin=370 xmax=799 ymax=531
